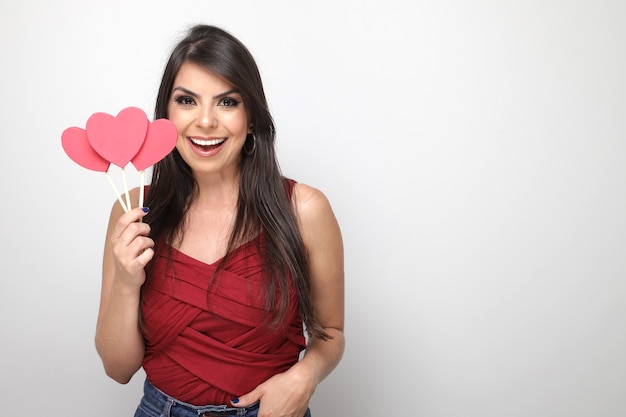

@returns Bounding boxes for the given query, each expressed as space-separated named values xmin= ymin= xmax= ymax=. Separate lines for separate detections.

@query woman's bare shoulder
xmin=291 ymin=182 xmax=340 ymax=240
xmin=292 ymin=182 xmax=331 ymax=213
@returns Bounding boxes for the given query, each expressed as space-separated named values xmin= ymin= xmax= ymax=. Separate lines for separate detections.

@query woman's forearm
xmin=95 ymin=279 xmax=145 ymax=384
xmin=298 ymin=327 xmax=345 ymax=389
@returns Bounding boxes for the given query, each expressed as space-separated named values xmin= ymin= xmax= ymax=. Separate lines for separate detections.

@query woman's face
xmin=168 ymin=61 xmax=250 ymax=177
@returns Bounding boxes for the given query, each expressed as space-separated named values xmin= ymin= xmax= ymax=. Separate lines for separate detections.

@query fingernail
xmin=142 ymin=207 xmax=149 ymax=213
xmin=231 ymin=398 xmax=239 ymax=404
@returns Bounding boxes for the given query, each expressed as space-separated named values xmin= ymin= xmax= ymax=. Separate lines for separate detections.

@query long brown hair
xmin=144 ymin=24 xmax=328 ymax=339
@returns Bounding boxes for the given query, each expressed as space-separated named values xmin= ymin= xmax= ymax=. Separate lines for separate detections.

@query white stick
xmin=121 ymin=166 xmax=132 ymax=211
xmin=139 ymin=170 xmax=145 ymax=209
xmin=105 ymin=172 xmax=128 ymax=212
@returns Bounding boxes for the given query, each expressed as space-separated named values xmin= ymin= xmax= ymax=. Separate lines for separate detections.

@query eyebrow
xmin=213 ymin=88 xmax=240 ymax=99
xmin=172 ymin=86 xmax=240 ymax=99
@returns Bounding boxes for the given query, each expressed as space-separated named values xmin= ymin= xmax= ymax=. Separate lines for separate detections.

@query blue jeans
xmin=134 ymin=378 xmax=312 ymax=417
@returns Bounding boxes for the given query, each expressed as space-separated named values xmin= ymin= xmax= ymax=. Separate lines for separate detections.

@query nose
xmin=196 ymin=105 xmax=217 ymax=128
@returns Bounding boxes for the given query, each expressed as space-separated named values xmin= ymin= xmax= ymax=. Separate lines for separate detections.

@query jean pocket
xmin=134 ymin=397 xmax=163 ymax=417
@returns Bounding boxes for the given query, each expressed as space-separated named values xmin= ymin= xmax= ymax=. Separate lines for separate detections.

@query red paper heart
xmin=61 ymin=126 xmax=110 ymax=172
xmin=86 ymin=107 xmax=149 ymax=167
xmin=132 ymin=118 xmax=178 ymax=171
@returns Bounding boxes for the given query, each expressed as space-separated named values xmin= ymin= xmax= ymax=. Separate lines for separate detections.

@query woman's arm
xmin=292 ymin=182 xmax=345 ymax=386
xmin=95 ymin=188 xmax=154 ymax=383
xmin=233 ymin=183 xmax=345 ymax=416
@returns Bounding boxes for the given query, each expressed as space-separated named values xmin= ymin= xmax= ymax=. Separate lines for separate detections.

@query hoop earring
xmin=244 ymin=133 xmax=256 ymax=155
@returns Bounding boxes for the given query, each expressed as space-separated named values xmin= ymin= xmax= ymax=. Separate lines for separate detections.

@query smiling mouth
xmin=189 ymin=137 xmax=225 ymax=152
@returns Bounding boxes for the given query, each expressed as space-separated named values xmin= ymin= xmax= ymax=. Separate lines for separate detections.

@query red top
xmin=140 ymin=180 xmax=306 ymax=405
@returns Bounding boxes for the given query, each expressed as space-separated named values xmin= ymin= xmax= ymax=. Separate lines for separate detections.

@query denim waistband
xmin=139 ymin=378 xmax=259 ymax=417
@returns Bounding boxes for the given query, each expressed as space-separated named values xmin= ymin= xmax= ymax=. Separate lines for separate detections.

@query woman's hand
xmin=110 ymin=206 xmax=154 ymax=289
xmin=232 ymin=363 xmax=315 ymax=417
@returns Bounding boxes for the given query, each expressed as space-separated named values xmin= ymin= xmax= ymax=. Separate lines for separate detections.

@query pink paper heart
xmin=131 ymin=118 xmax=178 ymax=171
xmin=86 ymin=107 xmax=149 ymax=167
xmin=61 ymin=126 xmax=110 ymax=172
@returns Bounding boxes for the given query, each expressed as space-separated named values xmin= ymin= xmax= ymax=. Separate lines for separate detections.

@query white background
xmin=1 ymin=1 xmax=625 ymax=416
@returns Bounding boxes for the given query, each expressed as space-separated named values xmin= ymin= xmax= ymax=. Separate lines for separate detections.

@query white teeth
xmin=190 ymin=137 xmax=225 ymax=146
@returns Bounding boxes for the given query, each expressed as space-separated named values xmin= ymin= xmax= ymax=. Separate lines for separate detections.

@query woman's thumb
xmin=231 ymin=388 xmax=260 ymax=408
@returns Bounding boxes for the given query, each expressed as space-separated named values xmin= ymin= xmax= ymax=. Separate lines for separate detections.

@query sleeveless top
xmin=140 ymin=179 xmax=306 ymax=405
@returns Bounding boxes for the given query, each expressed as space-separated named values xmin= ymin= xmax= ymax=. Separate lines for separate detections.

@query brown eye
xmin=175 ymin=96 xmax=195 ymax=106
xmin=218 ymin=97 xmax=240 ymax=107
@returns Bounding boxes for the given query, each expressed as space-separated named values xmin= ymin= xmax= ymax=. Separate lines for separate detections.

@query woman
xmin=95 ymin=24 xmax=344 ymax=417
